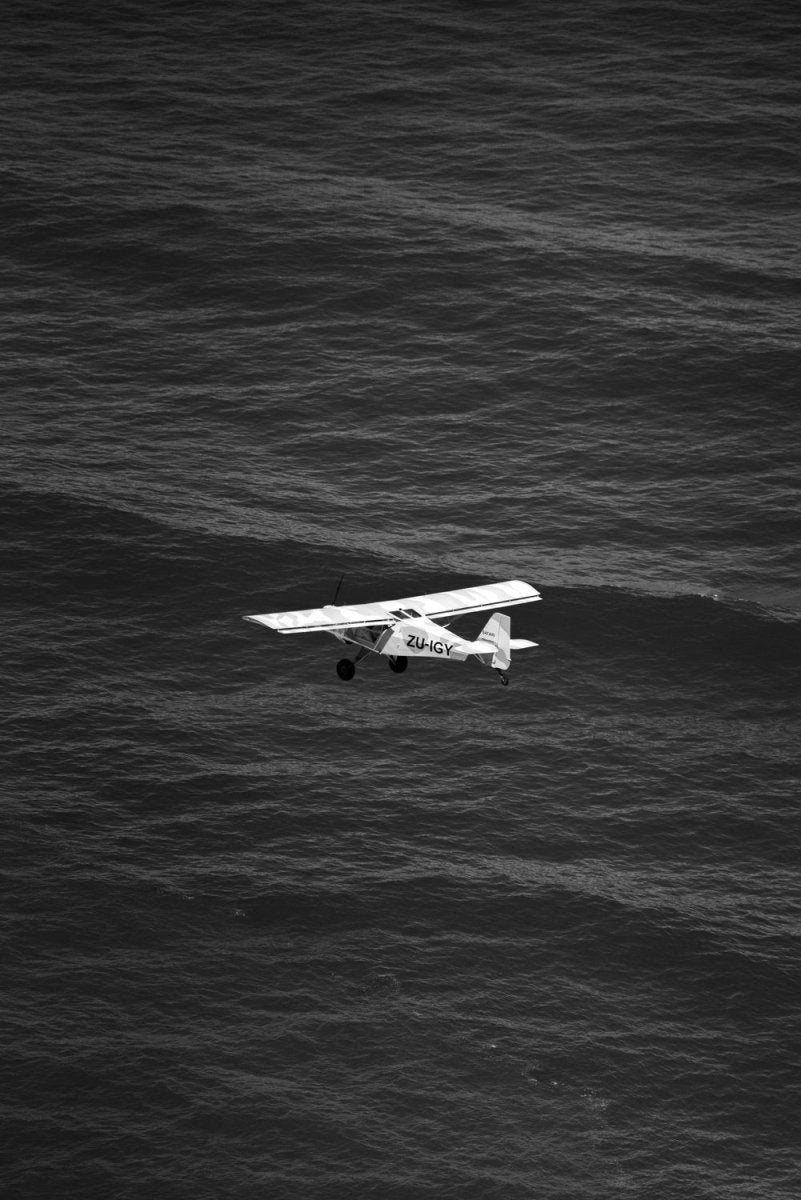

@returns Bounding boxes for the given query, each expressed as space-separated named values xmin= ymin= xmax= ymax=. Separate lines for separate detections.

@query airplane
xmin=244 ymin=578 xmax=540 ymax=685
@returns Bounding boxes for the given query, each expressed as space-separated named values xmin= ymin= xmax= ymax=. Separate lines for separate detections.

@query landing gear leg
xmin=336 ymin=659 xmax=355 ymax=681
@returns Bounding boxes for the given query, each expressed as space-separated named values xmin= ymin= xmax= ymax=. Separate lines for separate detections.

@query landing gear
xmin=388 ymin=656 xmax=408 ymax=674
xmin=336 ymin=658 xmax=355 ymax=681
xmin=496 ymin=671 xmax=509 ymax=686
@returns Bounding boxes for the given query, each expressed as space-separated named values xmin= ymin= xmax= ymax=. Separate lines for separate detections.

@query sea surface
xmin=3 ymin=2 xmax=800 ymax=1197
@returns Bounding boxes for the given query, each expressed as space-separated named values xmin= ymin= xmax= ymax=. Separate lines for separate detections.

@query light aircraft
xmin=244 ymin=579 xmax=540 ymax=685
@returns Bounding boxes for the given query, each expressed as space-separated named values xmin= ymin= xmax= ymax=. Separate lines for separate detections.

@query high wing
xmin=392 ymin=579 xmax=540 ymax=621
xmin=245 ymin=600 xmax=394 ymax=634
xmin=245 ymin=579 xmax=540 ymax=634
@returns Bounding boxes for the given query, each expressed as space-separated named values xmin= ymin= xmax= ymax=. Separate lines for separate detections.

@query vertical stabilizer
xmin=477 ymin=612 xmax=511 ymax=670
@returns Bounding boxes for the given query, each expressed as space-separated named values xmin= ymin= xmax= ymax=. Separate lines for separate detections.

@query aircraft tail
xmin=476 ymin=612 xmax=512 ymax=671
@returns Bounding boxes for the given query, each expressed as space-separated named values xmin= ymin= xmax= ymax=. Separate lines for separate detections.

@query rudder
xmin=477 ymin=612 xmax=511 ymax=670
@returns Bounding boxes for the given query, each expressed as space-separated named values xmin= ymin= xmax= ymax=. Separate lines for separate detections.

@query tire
xmin=389 ymin=656 xmax=408 ymax=674
xmin=336 ymin=659 xmax=355 ymax=680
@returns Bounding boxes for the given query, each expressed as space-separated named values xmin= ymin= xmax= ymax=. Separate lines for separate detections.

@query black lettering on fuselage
xmin=404 ymin=633 xmax=454 ymax=656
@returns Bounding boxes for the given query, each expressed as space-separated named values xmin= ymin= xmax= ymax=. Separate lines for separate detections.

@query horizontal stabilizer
xmin=510 ymin=638 xmax=538 ymax=650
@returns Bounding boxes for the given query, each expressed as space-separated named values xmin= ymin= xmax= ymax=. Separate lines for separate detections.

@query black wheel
xmin=498 ymin=672 xmax=509 ymax=686
xmin=336 ymin=658 xmax=355 ymax=680
xmin=388 ymin=656 xmax=408 ymax=674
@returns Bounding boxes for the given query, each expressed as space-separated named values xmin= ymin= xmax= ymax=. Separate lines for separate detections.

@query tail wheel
xmin=389 ymin=656 xmax=408 ymax=674
xmin=336 ymin=659 xmax=355 ymax=681
xmin=497 ymin=671 xmax=509 ymax=686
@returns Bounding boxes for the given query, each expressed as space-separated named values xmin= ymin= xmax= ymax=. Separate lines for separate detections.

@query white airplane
xmin=245 ymin=578 xmax=540 ymax=685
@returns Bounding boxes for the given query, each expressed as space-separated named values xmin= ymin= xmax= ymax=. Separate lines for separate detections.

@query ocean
xmin=3 ymin=1 xmax=800 ymax=1197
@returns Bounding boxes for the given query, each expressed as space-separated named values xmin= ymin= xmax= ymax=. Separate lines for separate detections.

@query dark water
xmin=3 ymin=2 xmax=800 ymax=1197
